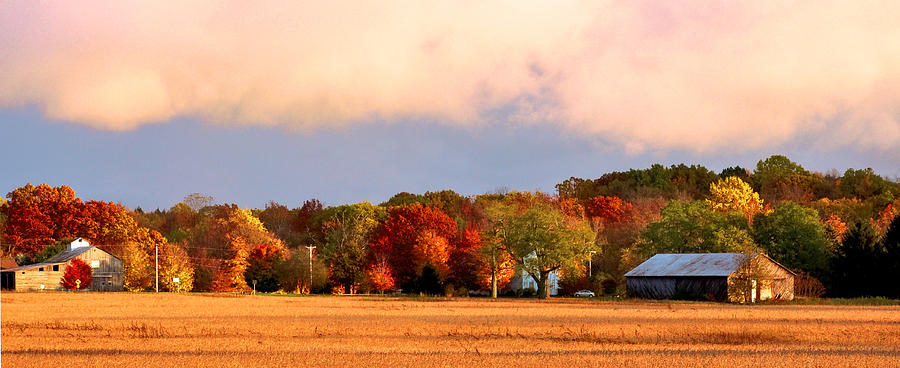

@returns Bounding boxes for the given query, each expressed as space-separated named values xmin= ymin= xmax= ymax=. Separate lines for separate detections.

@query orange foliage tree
xmin=585 ymin=196 xmax=634 ymax=227
xmin=61 ymin=258 xmax=93 ymax=290
xmin=210 ymin=235 xmax=251 ymax=292
xmin=370 ymin=203 xmax=457 ymax=290
xmin=367 ymin=261 xmax=395 ymax=294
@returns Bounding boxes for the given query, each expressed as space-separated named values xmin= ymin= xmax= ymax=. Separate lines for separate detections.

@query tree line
xmin=1 ymin=155 xmax=898 ymax=299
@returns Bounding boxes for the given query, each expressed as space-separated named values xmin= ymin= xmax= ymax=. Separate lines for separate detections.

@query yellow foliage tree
xmin=122 ymin=242 xmax=153 ymax=292
xmin=160 ymin=244 xmax=194 ymax=292
xmin=707 ymin=176 xmax=764 ymax=223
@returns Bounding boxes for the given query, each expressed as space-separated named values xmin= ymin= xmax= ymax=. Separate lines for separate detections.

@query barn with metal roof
xmin=625 ymin=253 xmax=794 ymax=302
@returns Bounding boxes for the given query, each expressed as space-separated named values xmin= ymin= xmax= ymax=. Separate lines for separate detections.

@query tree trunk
xmin=536 ymin=272 xmax=550 ymax=299
xmin=491 ymin=252 xmax=498 ymax=299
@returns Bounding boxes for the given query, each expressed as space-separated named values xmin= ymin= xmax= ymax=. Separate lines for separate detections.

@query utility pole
xmin=155 ymin=244 xmax=159 ymax=292
xmin=305 ymin=246 xmax=316 ymax=294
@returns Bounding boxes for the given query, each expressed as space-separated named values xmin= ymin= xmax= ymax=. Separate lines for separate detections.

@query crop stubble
xmin=2 ymin=293 xmax=899 ymax=367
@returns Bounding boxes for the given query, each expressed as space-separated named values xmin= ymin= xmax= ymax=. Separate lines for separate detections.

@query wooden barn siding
xmin=726 ymin=256 xmax=794 ymax=301
xmin=11 ymin=267 xmax=66 ymax=291
xmin=627 ymin=276 xmax=729 ymax=301
xmin=75 ymin=248 xmax=124 ymax=291
xmin=5 ymin=247 xmax=124 ymax=292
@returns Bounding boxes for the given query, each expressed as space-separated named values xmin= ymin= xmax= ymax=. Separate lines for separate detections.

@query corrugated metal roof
xmin=624 ymin=253 xmax=757 ymax=277
xmin=43 ymin=246 xmax=93 ymax=263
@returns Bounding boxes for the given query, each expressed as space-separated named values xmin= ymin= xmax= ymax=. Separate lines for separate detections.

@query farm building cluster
xmin=0 ymin=237 xmax=796 ymax=303
xmin=1 ymin=238 xmax=124 ymax=292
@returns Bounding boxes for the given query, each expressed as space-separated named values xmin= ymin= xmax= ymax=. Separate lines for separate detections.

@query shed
xmin=625 ymin=253 xmax=794 ymax=302
xmin=0 ymin=238 xmax=124 ymax=292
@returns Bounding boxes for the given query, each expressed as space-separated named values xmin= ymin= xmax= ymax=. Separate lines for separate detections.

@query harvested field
xmin=2 ymin=293 xmax=899 ymax=367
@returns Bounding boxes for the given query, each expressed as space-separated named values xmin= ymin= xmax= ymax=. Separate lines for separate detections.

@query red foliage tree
xmin=585 ymin=196 xmax=634 ymax=226
xmin=447 ymin=228 xmax=489 ymax=290
xmin=4 ymin=184 xmax=84 ymax=256
xmin=367 ymin=261 xmax=395 ymax=294
xmin=370 ymin=203 xmax=458 ymax=289
xmin=61 ymin=258 xmax=93 ymax=290
xmin=3 ymin=184 xmax=167 ymax=257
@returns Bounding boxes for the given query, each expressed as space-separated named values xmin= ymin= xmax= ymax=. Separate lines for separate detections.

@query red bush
xmin=61 ymin=258 xmax=93 ymax=290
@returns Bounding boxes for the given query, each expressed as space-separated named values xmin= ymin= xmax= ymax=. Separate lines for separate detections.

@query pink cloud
xmin=1 ymin=1 xmax=899 ymax=153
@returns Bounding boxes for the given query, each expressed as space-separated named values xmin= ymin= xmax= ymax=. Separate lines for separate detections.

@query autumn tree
xmin=4 ymin=184 xmax=83 ymax=255
xmin=371 ymin=203 xmax=457 ymax=291
xmin=585 ymin=196 xmax=633 ymax=228
xmin=446 ymin=228 xmax=489 ymax=292
xmin=706 ymin=176 xmax=763 ymax=223
xmin=190 ymin=204 xmax=284 ymax=289
xmin=122 ymin=242 xmax=153 ymax=292
xmin=486 ymin=198 xmax=595 ymax=299
xmin=210 ymin=235 xmax=251 ymax=292
xmin=61 ymin=258 xmax=93 ymax=290
xmin=159 ymin=243 xmax=194 ymax=292
xmin=367 ymin=260 xmax=395 ymax=294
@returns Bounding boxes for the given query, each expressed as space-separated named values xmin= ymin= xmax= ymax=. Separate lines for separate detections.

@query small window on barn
xmin=53 ymin=265 xmax=59 ymax=271
xmin=39 ymin=267 xmax=44 ymax=271
xmin=90 ymin=260 xmax=100 ymax=268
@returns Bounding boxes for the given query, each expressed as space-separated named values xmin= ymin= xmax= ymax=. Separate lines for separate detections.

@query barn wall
xmin=727 ymin=256 xmax=794 ymax=302
xmin=11 ymin=266 xmax=66 ymax=291
xmin=75 ymin=248 xmax=124 ymax=291
xmin=626 ymin=277 xmax=729 ymax=300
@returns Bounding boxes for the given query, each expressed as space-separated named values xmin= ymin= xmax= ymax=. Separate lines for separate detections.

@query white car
xmin=574 ymin=290 xmax=596 ymax=297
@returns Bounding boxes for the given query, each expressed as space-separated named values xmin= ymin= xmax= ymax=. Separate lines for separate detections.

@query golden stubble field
xmin=2 ymin=293 xmax=899 ymax=367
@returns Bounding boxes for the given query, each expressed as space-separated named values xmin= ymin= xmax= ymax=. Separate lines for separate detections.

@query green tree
xmin=882 ymin=214 xmax=900 ymax=298
xmin=831 ymin=221 xmax=882 ymax=297
xmin=315 ymin=202 xmax=384 ymax=293
xmin=639 ymin=201 xmax=751 ymax=256
xmin=486 ymin=198 xmax=595 ymax=299
xmin=751 ymin=155 xmax=821 ymax=203
xmin=752 ymin=203 xmax=831 ymax=278
xmin=275 ymin=248 xmax=327 ymax=293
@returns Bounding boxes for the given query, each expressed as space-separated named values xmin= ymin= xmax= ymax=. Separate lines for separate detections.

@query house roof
xmin=0 ymin=246 xmax=95 ymax=272
xmin=0 ymin=257 xmax=18 ymax=269
xmin=625 ymin=253 xmax=759 ymax=277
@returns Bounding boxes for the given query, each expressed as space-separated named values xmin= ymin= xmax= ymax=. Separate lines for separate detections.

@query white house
xmin=507 ymin=250 xmax=561 ymax=295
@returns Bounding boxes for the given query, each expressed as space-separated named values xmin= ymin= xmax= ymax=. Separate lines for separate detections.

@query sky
xmin=2 ymin=1 xmax=899 ymax=209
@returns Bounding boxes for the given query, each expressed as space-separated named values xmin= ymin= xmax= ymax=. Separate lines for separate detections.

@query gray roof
xmin=624 ymin=253 xmax=756 ymax=277
xmin=1 ymin=246 xmax=94 ymax=272
xmin=43 ymin=246 xmax=93 ymax=263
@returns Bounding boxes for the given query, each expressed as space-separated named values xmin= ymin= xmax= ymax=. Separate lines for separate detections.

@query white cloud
xmin=2 ymin=1 xmax=899 ymax=153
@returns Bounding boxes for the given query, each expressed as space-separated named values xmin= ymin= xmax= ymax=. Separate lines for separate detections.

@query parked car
xmin=574 ymin=290 xmax=595 ymax=297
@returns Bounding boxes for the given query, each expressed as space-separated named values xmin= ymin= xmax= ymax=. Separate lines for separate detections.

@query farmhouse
xmin=0 ymin=238 xmax=124 ymax=292
xmin=509 ymin=269 xmax=560 ymax=296
xmin=625 ymin=253 xmax=794 ymax=302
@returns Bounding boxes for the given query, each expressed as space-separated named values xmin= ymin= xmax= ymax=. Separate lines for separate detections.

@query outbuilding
xmin=0 ymin=238 xmax=123 ymax=292
xmin=625 ymin=253 xmax=794 ymax=302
